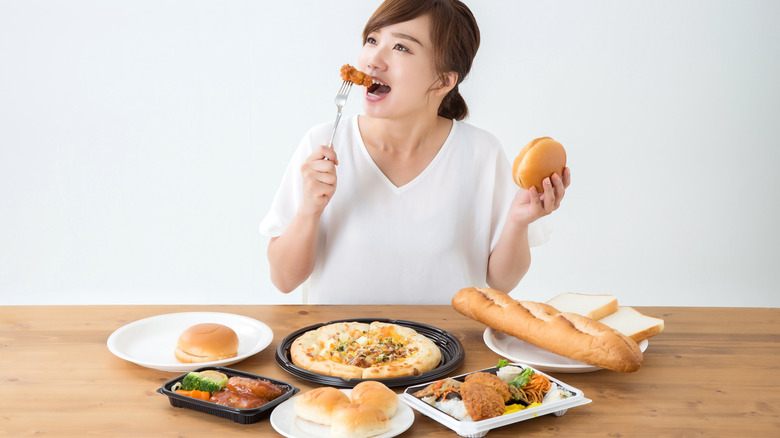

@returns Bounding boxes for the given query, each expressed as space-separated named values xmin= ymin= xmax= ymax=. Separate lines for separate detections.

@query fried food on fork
xmin=340 ymin=64 xmax=372 ymax=87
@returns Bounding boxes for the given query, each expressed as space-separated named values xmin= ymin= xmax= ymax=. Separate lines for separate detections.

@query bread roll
xmin=546 ymin=292 xmax=618 ymax=320
xmin=349 ymin=381 xmax=398 ymax=419
xmin=512 ymin=137 xmax=566 ymax=192
xmin=452 ymin=287 xmax=643 ymax=372
xmin=330 ymin=404 xmax=391 ymax=438
xmin=294 ymin=387 xmax=351 ymax=426
xmin=174 ymin=323 xmax=239 ymax=363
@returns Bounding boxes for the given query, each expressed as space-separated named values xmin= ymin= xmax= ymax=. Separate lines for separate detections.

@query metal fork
xmin=327 ymin=80 xmax=353 ymax=148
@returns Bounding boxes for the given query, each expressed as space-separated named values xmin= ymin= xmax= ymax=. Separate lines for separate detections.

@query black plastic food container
xmin=157 ymin=366 xmax=299 ymax=424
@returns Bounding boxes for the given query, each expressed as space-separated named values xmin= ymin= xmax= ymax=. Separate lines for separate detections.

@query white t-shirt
xmin=260 ymin=115 xmax=548 ymax=304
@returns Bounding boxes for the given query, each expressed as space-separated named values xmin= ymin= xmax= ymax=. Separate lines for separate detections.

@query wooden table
xmin=1 ymin=305 xmax=778 ymax=437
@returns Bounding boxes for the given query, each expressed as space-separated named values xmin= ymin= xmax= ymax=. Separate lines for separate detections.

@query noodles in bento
xmin=518 ymin=373 xmax=551 ymax=404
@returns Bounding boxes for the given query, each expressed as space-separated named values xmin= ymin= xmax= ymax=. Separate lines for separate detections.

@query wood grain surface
xmin=1 ymin=305 xmax=778 ymax=437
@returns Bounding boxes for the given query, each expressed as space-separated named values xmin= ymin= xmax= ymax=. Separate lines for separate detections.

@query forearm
xmin=486 ymin=220 xmax=531 ymax=293
xmin=267 ymin=210 xmax=321 ymax=293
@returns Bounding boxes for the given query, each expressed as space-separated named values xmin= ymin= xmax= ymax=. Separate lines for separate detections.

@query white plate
xmin=107 ymin=312 xmax=273 ymax=372
xmin=483 ymin=327 xmax=649 ymax=373
xmin=270 ymin=389 xmax=414 ymax=438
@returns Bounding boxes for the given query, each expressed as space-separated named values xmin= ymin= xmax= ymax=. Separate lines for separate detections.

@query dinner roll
xmin=294 ymin=387 xmax=351 ymax=426
xmin=174 ymin=323 xmax=239 ymax=363
xmin=330 ymin=404 xmax=391 ymax=438
xmin=349 ymin=381 xmax=398 ymax=419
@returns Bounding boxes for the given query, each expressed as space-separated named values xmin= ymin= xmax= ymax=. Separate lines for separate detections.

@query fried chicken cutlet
xmin=464 ymin=372 xmax=512 ymax=403
xmin=460 ymin=379 xmax=505 ymax=421
xmin=340 ymin=64 xmax=372 ymax=87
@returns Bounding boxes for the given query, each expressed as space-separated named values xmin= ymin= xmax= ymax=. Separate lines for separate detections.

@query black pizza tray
xmin=275 ymin=318 xmax=465 ymax=388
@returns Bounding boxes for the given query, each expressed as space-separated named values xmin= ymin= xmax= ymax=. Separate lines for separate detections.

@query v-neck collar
xmin=353 ymin=116 xmax=458 ymax=194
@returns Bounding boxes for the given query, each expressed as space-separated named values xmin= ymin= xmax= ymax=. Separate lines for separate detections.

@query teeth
xmin=371 ymin=78 xmax=389 ymax=87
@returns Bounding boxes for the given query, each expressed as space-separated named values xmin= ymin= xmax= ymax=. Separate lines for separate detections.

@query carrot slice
xmin=175 ymin=389 xmax=212 ymax=401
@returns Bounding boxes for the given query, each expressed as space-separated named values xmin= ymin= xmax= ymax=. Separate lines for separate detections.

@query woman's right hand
xmin=299 ymin=145 xmax=338 ymax=217
xmin=268 ymin=145 xmax=337 ymax=294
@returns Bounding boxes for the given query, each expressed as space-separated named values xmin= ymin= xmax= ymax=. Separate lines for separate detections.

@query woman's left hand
xmin=509 ymin=167 xmax=571 ymax=225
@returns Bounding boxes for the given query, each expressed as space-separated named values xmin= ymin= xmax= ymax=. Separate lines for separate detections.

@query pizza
xmin=290 ymin=321 xmax=442 ymax=379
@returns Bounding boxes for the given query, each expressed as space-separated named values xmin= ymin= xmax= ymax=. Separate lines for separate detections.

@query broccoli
xmin=180 ymin=370 xmax=228 ymax=393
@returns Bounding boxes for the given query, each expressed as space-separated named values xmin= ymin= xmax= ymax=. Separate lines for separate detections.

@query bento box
xmin=157 ymin=366 xmax=299 ymax=424
xmin=400 ymin=363 xmax=591 ymax=437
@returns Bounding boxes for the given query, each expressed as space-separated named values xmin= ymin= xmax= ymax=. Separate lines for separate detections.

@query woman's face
xmin=358 ymin=14 xmax=443 ymax=120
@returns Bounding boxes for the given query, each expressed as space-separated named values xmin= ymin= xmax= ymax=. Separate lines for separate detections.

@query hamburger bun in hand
xmin=512 ymin=137 xmax=567 ymax=192
xmin=174 ymin=323 xmax=239 ymax=363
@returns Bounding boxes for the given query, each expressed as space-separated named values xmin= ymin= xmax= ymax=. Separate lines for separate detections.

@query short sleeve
xmin=489 ymin=146 xmax=551 ymax=250
xmin=258 ymin=130 xmax=315 ymax=237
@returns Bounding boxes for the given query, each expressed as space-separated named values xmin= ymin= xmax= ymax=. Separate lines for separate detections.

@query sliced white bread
xmin=598 ymin=306 xmax=664 ymax=343
xmin=546 ymin=292 xmax=618 ymax=320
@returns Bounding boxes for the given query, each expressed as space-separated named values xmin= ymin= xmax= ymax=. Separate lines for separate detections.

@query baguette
xmin=452 ymin=287 xmax=643 ymax=373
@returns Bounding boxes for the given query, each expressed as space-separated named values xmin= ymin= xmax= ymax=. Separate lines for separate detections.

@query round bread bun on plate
xmin=174 ymin=323 xmax=239 ymax=363
xmin=512 ymin=137 xmax=567 ymax=192
xmin=294 ymin=387 xmax=351 ymax=426
xmin=349 ymin=380 xmax=398 ymax=419
xmin=330 ymin=404 xmax=391 ymax=438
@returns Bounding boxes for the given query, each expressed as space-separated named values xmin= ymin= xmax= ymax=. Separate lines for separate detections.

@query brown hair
xmin=362 ymin=0 xmax=480 ymax=120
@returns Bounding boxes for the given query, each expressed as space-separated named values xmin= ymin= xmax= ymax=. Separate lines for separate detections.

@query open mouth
xmin=367 ymin=78 xmax=391 ymax=98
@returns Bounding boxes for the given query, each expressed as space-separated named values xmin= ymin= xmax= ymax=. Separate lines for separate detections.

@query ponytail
xmin=438 ymin=85 xmax=468 ymax=121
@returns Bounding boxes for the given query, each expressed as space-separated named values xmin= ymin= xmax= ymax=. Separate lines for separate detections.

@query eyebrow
xmin=392 ymin=32 xmax=423 ymax=47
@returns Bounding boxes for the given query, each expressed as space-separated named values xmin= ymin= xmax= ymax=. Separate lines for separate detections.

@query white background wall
xmin=1 ymin=0 xmax=778 ymax=307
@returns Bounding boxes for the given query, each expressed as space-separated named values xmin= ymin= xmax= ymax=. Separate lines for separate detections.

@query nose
xmin=366 ymin=57 xmax=386 ymax=72
xmin=363 ymin=48 xmax=388 ymax=73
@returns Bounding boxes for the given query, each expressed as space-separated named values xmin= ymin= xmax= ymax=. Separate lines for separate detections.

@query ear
xmin=433 ymin=72 xmax=458 ymax=96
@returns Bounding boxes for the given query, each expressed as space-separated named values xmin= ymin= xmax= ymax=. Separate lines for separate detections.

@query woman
xmin=260 ymin=0 xmax=570 ymax=304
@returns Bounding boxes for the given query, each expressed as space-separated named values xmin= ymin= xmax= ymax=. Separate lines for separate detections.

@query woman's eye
xmin=366 ymin=36 xmax=377 ymax=45
xmin=394 ymin=43 xmax=410 ymax=53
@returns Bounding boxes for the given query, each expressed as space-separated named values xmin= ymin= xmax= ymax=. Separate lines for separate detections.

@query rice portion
xmin=435 ymin=398 xmax=472 ymax=421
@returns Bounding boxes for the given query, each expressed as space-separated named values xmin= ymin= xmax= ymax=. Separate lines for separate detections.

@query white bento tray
xmin=400 ymin=363 xmax=592 ymax=438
